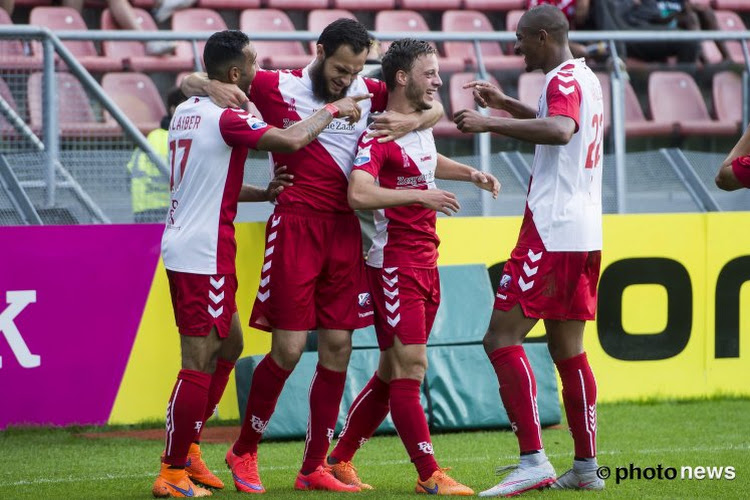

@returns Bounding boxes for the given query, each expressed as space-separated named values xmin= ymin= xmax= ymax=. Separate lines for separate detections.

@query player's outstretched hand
xmin=419 ymin=189 xmax=461 ymax=216
xmin=368 ymin=110 xmax=419 ymax=143
xmin=462 ymin=80 xmax=507 ymax=110
xmin=332 ymin=93 xmax=372 ymax=125
xmin=266 ymin=164 xmax=294 ymax=202
xmin=470 ymin=170 xmax=501 ymax=199
xmin=454 ymin=109 xmax=490 ymax=133
xmin=207 ymin=79 xmax=249 ymax=109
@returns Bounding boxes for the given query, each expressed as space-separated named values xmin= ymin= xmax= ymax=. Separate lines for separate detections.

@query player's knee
xmin=182 ymin=351 xmax=218 ymax=373
xmin=270 ymin=344 xmax=303 ymax=371
xmin=394 ymin=356 xmax=427 ymax=381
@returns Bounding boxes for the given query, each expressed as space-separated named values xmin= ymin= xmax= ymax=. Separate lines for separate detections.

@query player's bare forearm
xmin=435 ymin=154 xmax=475 ymax=181
xmin=348 ymin=177 xmax=422 ymax=210
xmin=238 ymin=184 xmax=269 ymax=202
xmin=180 ymin=72 xmax=209 ymax=97
xmin=724 ymin=125 xmax=750 ymax=164
xmin=486 ymin=115 xmax=575 ymax=145
xmin=257 ymin=108 xmax=335 ymax=153
xmin=417 ymin=101 xmax=445 ymax=129
xmin=501 ymin=97 xmax=537 ymax=120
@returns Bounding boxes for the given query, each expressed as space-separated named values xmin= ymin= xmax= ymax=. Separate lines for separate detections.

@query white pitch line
xmin=0 ymin=443 xmax=747 ymax=488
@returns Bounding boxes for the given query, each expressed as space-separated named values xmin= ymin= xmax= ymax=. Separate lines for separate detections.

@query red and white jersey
xmin=161 ymin=96 xmax=272 ymax=274
xmin=249 ymin=66 xmax=388 ymax=213
xmin=352 ymin=127 xmax=440 ymax=268
xmin=521 ymin=58 xmax=604 ymax=252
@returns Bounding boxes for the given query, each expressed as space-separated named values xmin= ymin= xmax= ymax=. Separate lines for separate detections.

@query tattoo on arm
xmin=301 ymin=110 xmax=334 ymax=143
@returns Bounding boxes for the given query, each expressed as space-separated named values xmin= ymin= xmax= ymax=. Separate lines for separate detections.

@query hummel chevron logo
xmin=384 ymin=267 xmax=398 ymax=274
xmin=496 ymin=293 xmax=507 ymax=300
xmin=383 ymin=288 xmax=399 ymax=299
xmin=208 ymin=290 xmax=224 ymax=304
xmin=588 ymin=404 xmax=597 ymax=429
xmin=271 ymin=215 xmax=281 ymax=227
xmin=387 ymin=314 xmax=401 ymax=327
xmin=527 ymin=249 xmax=543 ymax=262
xmin=0 ymin=290 xmax=40 ymax=369
xmin=523 ymin=261 xmax=538 ymax=277
xmin=559 ymin=84 xmax=575 ymax=95
xmin=210 ymin=276 xmax=225 ymax=289
xmin=268 ymin=231 xmax=277 ymax=243
xmin=165 ymin=482 xmax=194 ymax=497
xmin=557 ymin=74 xmax=575 ymax=83
xmin=257 ymin=290 xmax=270 ymax=302
xmin=208 ymin=305 xmax=224 ymax=318
xmin=382 ymin=275 xmax=398 ymax=287
xmin=518 ymin=277 xmax=534 ymax=292
xmin=385 ymin=300 xmax=400 ymax=313
xmin=260 ymin=276 xmax=270 ymax=287
xmin=265 ymin=246 xmax=275 ymax=257
xmin=262 ymin=261 xmax=272 ymax=273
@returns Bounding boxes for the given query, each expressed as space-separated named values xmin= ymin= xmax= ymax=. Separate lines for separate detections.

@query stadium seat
xmin=374 ymin=11 xmax=464 ymax=73
xmin=196 ymin=0 xmax=259 ymax=9
xmin=431 ymin=91 xmax=462 ymax=138
xmin=239 ymin=9 xmax=312 ymax=70
xmin=714 ymin=0 xmax=750 ymax=11
xmin=505 ymin=8 xmax=524 ymax=31
xmin=266 ymin=0 xmax=327 ymax=10
xmin=714 ymin=10 xmax=750 ymax=65
xmin=101 ymin=8 xmax=192 ymax=72
xmin=595 ymin=72 xmax=672 ymax=137
xmin=464 ymin=0 xmax=523 ymax=11
xmin=27 ymin=72 xmax=120 ymax=138
xmin=517 ymin=70 xmax=545 ymax=111
xmin=130 ymin=0 xmax=156 ymax=8
xmin=0 ymin=9 xmax=43 ymax=70
xmin=401 ymin=0 xmax=461 ymax=10
xmin=0 ymin=77 xmax=20 ymax=134
xmin=102 ymin=72 xmax=166 ymax=135
xmin=333 ymin=0 xmax=395 ymax=11
xmin=308 ymin=9 xmax=357 ymax=52
xmin=450 ymin=73 xmax=511 ymax=123
xmin=29 ymin=7 xmax=122 ymax=72
xmin=442 ymin=11 xmax=523 ymax=71
xmin=712 ymin=71 xmax=742 ymax=131
xmin=172 ymin=9 xmax=228 ymax=71
xmin=648 ymin=71 xmax=737 ymax=136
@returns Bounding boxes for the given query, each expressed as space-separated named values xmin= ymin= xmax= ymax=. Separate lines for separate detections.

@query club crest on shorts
xmin=500 ymin=273 xmax=511 ymax=290
xmin=358 ymin=292 xmax=372 ymax=308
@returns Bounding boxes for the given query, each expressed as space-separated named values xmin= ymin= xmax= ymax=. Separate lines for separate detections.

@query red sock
xmin=330 ymin=372 xmax=390 ymax=463
xmin=301 ymin=364 xmax=347 ymax=474
xmin=234 ymin=355 xmax=291 ymax=456
xmin=489 ymin=345 xmax=543 ymax=453
xmin=555 ymin=352 xmax=597 ymax=458
xmin=195 ymin=358 xmax=235 ymax=443
xmin=390 ymin=378 xmax=439 ymax=481
xmin=163 ymin=369 xmax=211 ymax=466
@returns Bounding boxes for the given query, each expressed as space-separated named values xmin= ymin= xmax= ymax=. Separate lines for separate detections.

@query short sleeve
xmin=248 ymin=70 xmax=279 ymax=115
xmin=364 ymin=77 xmax=388 ymax=113
xmin=352 ymin=130 xmax=388 ymax=178
xmin=731 ymin=155 xmax=750 ymax=188
xmin=546 ymin=74 xmax=582 ymax=132
xmin=219 ymin=108 xmax=273 ymax=149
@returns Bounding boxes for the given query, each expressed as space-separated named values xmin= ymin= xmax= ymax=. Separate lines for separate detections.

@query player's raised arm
xmin=454 ymin=110 xmax=575 ymax=145
xmin=435 ymin=154 xmax=500 ymax=199
xmin=716 ymin=125 xmax=750 ymax=191
xmin=463 ymin=80 xmax=537 ymax=119
xmin=181 ymin=71 xmax=249 ymax=109
xmin=348 ymin=170 xmax=460 ymax=216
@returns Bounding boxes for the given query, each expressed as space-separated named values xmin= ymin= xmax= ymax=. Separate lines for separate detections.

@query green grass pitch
xmin=0 ymin=398 xmax=748 ymax=499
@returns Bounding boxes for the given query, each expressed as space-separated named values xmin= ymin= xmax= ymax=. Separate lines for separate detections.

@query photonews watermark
xmin=597 ymin=464 xmax=736 ymax=484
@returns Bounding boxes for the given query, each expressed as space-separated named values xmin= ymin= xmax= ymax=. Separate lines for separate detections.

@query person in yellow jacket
xmin=128 ymin=87 xmax=187 ymax=222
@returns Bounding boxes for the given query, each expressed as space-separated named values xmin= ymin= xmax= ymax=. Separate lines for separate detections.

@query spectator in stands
xmin=716 ymin=126 xmax=750 ymax=190
xmin=152 ymin=0 xmax=195 ymax=24
xmin=127 ymin=87 xmax=186 ymax=223
xmin=1 ymin=0 xmax=11 ymax=15
xmin=454 ymin=5 xmax=604 ymax=496
xmin=63 ymin=0 xmax=176 ymax=55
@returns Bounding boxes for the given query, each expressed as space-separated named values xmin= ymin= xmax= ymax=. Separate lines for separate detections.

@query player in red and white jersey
xmin=181 ymin=20 xmax=446 ymax=494
xmin=154 ymin=30 xmax=368 ymax=499
xmin=454 ymin=5 xmax=605 ymax=496
xmin=716 ymin=125 xmax=750 ymax=190
xmin=320 ymin=39 xmax=499 ymax=495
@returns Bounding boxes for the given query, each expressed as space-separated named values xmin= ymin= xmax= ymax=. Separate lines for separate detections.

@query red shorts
xmin=249 ymin=205 xmax=374 ymax=332
xmin=493 ymin=245 xmax=601 ymax=321
xmin=166 ymin=270 xmax=238 ymax=337
xmin=368 ymin=266 xmax=440 ymax=350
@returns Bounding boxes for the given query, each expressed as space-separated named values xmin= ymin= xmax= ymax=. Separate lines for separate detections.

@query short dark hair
xmin=204 ymin=30 xmax=250 ymax=80
xmin=317 ymin=18 xmax=372 ymax=58
xmin=381 ymin=38 xmax=436 ymax=91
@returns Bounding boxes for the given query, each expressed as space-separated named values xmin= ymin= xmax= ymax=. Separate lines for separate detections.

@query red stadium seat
xmin=431 ymin=90 xmax=462 ymax=138
xmin=240 ymin=9 xmax=312 ymax=70
xmin=712 ymin=71 xmax=742 ymax=130
xmin=0 ymin=9 xmax=43 ymax=70
xmin=450 ymin=73 xmax=511 ymax=122
xmin=648 ymin=71 xmax=736 ymax=136
xmin=267 ymin=0 xmax=327 ymax=10
xmin=401 ymin=0 xmax=461 ymax=10
xmin=131 ymin=0 xmax=156 ymax=8
xmin=333 ymin=0 xmax=395 ymax=11
xmin=27 ymin=72 xmax=120 ymax=137
xmin=517 ymin=70 xmax=545 ymax=110
xmin=171 ymin=9 xmax=228 ymax=71
xmin=595 ymin=72 xmax=672 ymax=137
xmin=308 ymin=9 xmax=357 ymax=52
xmin=443 ymin=11 xmax=523 ymax=71
xmin=102 ymin=72 xmax=166 ymax=135
xmin=464 ymin=0 xmax=523 ymax=11
xmin=714 ymin=0 xmax=750 ymax=11
xmin=0 ymin=77 xmax=20 ymax=134
xmin=374 ymin=11 xmax=464 ymax=73
xmin=101 ymin=8 xmax=192 ymax=72
xmin=506 ymin=9 xmax=524 ymax=32
xmin=29 ymin=7 xmax=122 ymax=72
xmin=714 ymin=10 xmax=750 ymax=65
xmin=196 ymin=0 xmax=259 ymax=9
